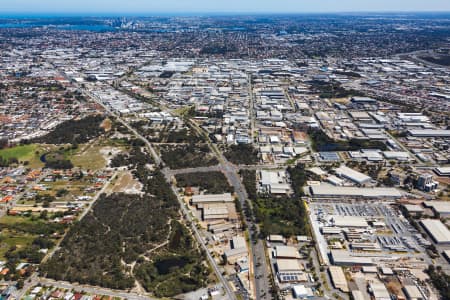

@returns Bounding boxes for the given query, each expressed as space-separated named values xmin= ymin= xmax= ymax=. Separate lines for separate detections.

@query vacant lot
xmin=71 ymin=145 xmax=108 ymax=171
xmin=109 ymin=171 xmax=142 ymax=194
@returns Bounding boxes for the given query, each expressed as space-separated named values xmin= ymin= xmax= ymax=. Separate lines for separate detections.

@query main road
xmin=188 ymin=118 xmax=272 ymax=300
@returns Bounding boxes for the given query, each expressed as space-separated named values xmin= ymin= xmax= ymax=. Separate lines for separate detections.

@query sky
xmin=2 ymin=0 xmax=450 ymax=15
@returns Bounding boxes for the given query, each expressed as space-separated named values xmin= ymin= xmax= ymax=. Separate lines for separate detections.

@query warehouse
xmin=383 ymin=151 xmax=411 ymax=161
xmin=350 ymin=242 xmax=382 ymax=251
xmin=276 ymin=259 xmax=304 ymax=273
xmin=330 ymin=215 xmax=369 ymax=228
xmin=232 ymin=236 xmax=247 ymax=250
xmin=191 ymin=193 xmax=233 ymax=205
xmin=349 ymin=111 xmax=372 ymax=122
xmin=318 ymin=152 xmax=341 ymax=162
xmin=259 ymin=170 xmax=291 ymax=195
xmin=327 ymin=175 xmax=345 ymax=186
xmin=351 ymin=96 xmax=377 ymax=103
xmin=276 ymin=259 xmax=307 ymax=283
xmin=369 ymin=282 xmax=391 ymax=300
xmin=423 ymin=201 xmax=450 ymax=218
xmin=403 ymin=285 xmax=424 ymax=300
xmin=224 ymin=235 xmax=248 ymax=264
xmin=202 ymin=206 xmax=229 ymax=220
xmin=208 ymin=223 xmax=237 ymax=234
xmin=292 ymin=285 xmax=314 ymax=299
xmin=224 ymin=247 xmax=247 ymax=264
xmin=335 ymin=165 xmax=372 ymax=185
xmin=321 ymin=227 xmax=342 ymax=235
xmin=420 ymin=219 xmax=450 ymax=245
xmin=328 ymin=266 xmax=349 ymax=292
xmin=330 ymin=250 xmax=375 ymax=266
xmin=274 ymin=246 xmax=301 ymax=259
xmin=349 ymin=150 xmax=383 ymax=162
xmin=408 ymin=129 xmax=450 ymax=138
xmin=309 ymin=184 xmax=402 ymax=199
xmin=434 ymin=167 xmax=450 ymax=177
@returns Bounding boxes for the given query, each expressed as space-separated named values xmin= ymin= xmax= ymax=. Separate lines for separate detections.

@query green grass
xmin=0 ymin=144 xmax=37 ymax=161
xmin=0 ymin=230 xmax=36 ymax=260
xmin=0 ymin=216 xmax=32 ymax=226
xmin=0 ymin=144 xmax=58 ymax=168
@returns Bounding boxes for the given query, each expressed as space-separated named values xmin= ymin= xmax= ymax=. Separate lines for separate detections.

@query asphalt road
xmin=189 ymin=118 xmax=272 ymax=300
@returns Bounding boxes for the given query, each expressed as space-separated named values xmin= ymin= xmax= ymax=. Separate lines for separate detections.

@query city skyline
xmin=2 ymin=0 xmax=450 ymax=15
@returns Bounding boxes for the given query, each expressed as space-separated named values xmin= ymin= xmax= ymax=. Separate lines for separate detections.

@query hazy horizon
xmin=2 ymin=0 xmax=450 ymax=15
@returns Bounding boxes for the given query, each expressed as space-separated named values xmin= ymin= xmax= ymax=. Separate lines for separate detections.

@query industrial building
xmin=420 ymin=219 xmax=450 ymax=245
xmin=330 ymin=250 xmax=374 ymax=266
xmin=434 ymin=167 xmax=450 ymax=177
xmin=403 ymin=285 xmax=424 ymax=300
xmin=274 ymin=246 xmax=301 ymax=259
xmin=276 ymin=259 xmax=307 ymax=283
xmin=368 ymin=282 xmax=391 ymax=300
xmin=335 ymin=165 xmax=372 ymax=185
xmin=328 ymin=266 xmax=349 ymax=292
xmin=408 ymin=129 xmax=450 ymax=138
xmin=423 ymin=201 xmax=450 ymax=218
xmin=191 ymin=193 xmax=234 ymax=205
xmin=292 ymin=285 xmax=314 ymax=299
xmin=330 ymin=215 xmax=369 ymax=228
xmin=259 ymin=170 xmax=291 ymax=195
xmin=308 ymin=184 xmax=402 ymax=199
xmin=224 ymin=235 xmax=248 ymax=264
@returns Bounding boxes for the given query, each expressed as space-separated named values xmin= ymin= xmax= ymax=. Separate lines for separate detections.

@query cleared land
xmin=71 ymin=145 xmax=108 ymax=171
xmin=109 ymin=171 xmax=142 ymax=194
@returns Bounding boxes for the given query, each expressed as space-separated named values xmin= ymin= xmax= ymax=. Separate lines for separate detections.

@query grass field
xmin=0 ymin=231 xmax=35 ymax=260
xmin=0 ymin=216 xmax=38 ymax=259
xmin=0 ymin=144 xmax=37 ymax=160
xmin=0 ymin=215 xmax=31 ymax=226
xmin=0 ymin=144 xmax=56 ymax=168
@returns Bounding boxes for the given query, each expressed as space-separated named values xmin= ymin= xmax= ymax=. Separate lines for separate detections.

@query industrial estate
xmin=0 ymin=13 xmax=449 ymax=300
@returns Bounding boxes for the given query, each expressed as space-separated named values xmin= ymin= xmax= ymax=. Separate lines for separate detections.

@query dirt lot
xmin=109 ymin=171 xmax=142 ymax=194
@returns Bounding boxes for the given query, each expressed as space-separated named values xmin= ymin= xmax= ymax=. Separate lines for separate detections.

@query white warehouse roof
xmin=420 ymin=219 xmax=450 ymax=244
xmin=331 ymin=215 xmax=369 ymax=228
xmin=309 ymin=184 xmax=402 ymax=199
xmin=275 ymin=246 xmax=301 ymax=259
xmin=191 ymin=193 xmax=233 ymax=204
xmin=408 ymin=129 xmax=450 ymax=137
xmin=335 ymin=165 xmax=372 ymax=184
